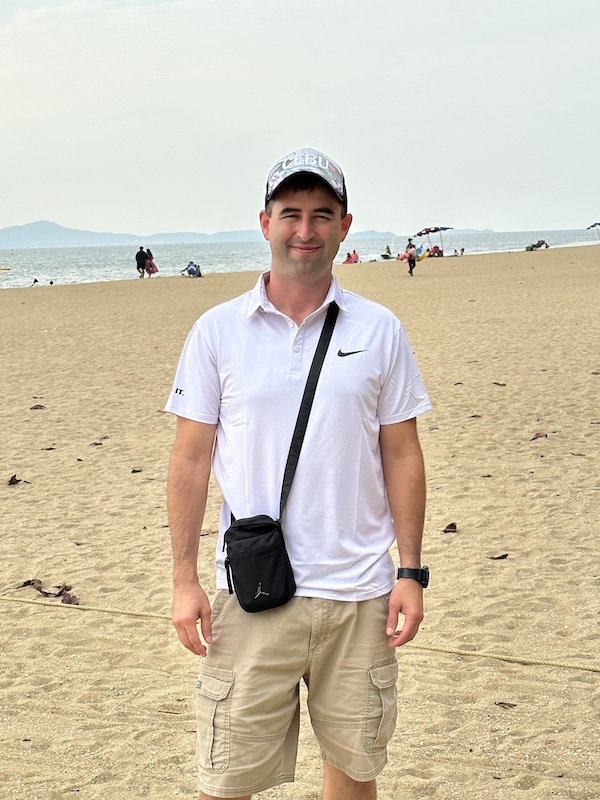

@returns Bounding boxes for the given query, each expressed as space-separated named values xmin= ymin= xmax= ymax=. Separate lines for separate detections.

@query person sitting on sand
xmin=343 ymin=252 xmax=352 ymax=264
xmin=350 ymin=250 xmax=359 ymax=263
xmin=182 ymin=261 xmax=201 ymax=277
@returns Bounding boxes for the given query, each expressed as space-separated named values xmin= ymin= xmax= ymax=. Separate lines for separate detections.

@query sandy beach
xmin=1 ymin=246 xmax=599 ymax=800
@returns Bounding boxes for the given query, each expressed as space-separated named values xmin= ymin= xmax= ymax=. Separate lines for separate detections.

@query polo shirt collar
xmin=245 ymin=271 xmax=348 ymax=320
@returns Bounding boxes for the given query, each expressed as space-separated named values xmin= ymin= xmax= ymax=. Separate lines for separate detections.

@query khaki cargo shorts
xmin=195 ymin=591 xmax=398 ymax=797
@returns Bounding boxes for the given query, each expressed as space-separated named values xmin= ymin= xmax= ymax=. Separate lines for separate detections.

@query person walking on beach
xmin=406 ymin=241 xmax=417 ymax=275
xmin=145 ymin=248 xmax=158 ymax=276
xmin=135 ymin=246 xmax=147 ymax=278
xmin=166 ymin=146 xmax=431 ymax=800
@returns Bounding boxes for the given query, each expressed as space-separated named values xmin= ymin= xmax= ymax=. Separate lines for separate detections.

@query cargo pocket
xmin=363 ymin=659 xmax=398 ymax=753
xmin=196 ymin=666 xmax=235 ymax=773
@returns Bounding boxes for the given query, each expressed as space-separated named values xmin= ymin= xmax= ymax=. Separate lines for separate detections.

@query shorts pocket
xmin=210 ymin=589 xmax=231 ymax=623
xmin=363 ymin=659 xmax=398 ymax=753
xmin=196 ymin=666 xmax=235 ymax=773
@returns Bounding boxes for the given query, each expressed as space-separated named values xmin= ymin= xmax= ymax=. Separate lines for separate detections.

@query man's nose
xmin=296 ymin=216 xmax=315 ymax=241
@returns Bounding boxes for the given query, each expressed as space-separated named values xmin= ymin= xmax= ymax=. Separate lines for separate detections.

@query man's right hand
xmin=172 ymin=582 xmax=213 ymax=656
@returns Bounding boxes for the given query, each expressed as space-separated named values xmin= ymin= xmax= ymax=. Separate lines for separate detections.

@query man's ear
xmin=340 ymin=213 xmax=353 ymax=242
xmin=259 ymin=210 xmax=270 ymax=241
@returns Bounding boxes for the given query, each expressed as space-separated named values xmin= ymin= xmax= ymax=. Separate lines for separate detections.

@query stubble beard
xmin=282 ymin=241 xmax=335 ymax=279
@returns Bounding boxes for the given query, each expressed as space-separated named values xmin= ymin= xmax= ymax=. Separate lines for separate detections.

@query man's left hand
xmin=386 ymin=579 xmax=424 ymax=647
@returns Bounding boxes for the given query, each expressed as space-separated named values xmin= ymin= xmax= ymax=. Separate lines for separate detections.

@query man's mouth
xmin=290 ymin=244 xmax=321 ymax=254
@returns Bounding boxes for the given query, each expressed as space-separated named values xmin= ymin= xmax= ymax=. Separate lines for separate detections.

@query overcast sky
xmin=1 ymin=0 xmax=599 ymax=236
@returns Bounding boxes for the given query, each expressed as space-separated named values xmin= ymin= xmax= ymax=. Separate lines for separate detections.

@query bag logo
xmin=254 ymin=582 xmax=270 ymax=600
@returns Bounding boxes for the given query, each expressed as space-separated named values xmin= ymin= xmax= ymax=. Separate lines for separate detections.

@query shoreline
xmin=1 ymin=238 xmax=598 ymax=291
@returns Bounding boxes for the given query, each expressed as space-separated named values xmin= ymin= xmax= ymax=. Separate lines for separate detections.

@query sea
xmin=0 ymin=228 xmax=598 ymax=290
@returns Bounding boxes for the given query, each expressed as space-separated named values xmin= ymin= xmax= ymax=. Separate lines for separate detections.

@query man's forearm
xmin=388 ymin=450 xmax=426 ymax=567
xmin=167 ymin=449 xmax=211 ymax=584
xmin=380 ymin=421 xmax=427 ymax=568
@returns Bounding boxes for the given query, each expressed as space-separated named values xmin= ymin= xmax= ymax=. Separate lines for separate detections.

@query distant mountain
xmin=148 ymin=229 xmax=264 ymax=244
xmin=0 ymin=220 xmax=398 ymax=249
xmin=0 ymin=221 xmax=139 ymax=248
xmin=0 ymin=221 xmax=265 ymax=248
xmin=450 ymin=228 xmax=494 ymax=234
xmin=348 ymin=229 xmax=397 ymax=239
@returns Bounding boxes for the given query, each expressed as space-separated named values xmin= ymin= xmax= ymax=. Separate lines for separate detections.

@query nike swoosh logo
xmin=337 ymin=349 xmax=367 ymax=357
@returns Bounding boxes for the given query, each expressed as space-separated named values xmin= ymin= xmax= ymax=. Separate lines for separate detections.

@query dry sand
xmin=1 ymin=246 xmax=599 ymax=800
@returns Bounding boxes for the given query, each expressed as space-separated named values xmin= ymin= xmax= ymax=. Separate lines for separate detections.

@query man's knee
xmin=322 ymin=762 xmax=377 ymax=799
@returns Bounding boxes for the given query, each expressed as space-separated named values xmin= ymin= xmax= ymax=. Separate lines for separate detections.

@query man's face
xmin=259 ymin=184 xmax=352 ymax=278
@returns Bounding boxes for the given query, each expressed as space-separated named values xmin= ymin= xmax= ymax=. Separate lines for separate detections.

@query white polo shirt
xmin=165 ymin=273 xmax=431 ymax=601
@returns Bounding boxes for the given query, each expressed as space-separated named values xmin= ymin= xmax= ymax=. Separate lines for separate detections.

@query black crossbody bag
xmin=223 ymin=301 xmax=339 ymax=612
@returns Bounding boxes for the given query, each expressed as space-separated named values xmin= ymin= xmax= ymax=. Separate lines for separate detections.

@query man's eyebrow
xmin=278 ymin=206 xmax=336 ymax=215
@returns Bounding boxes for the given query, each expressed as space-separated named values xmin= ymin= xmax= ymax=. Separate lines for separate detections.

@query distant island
xmin=0 ymin=221 xmax=263 ymax=249
xmin=0 ymin=221 xmax=412 ymax=249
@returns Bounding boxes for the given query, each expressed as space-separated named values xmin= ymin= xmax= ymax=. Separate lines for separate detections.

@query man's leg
xmin=322 ymin=763 xmax=376 ymax=800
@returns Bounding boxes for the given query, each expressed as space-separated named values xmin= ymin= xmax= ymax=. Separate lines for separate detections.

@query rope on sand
xmin=1 ymin=595 xmax=171 ymax=620
xmin=403 ymin=641 xmax=600 ymax=672
xmin=2 ymin=595 xmax=599 ymax=674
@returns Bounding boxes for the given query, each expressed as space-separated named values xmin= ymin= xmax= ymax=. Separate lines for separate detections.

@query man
xmin=166 ymin=147 xmax=431 ymax=800
xmin=406 ymin=242 xmax=417 ymax=276
xmin=135 ymin=246 xmax=147 ymax=278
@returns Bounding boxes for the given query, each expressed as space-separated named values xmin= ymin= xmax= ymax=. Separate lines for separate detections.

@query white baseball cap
xmin=265 ymin=147 xmax=347 ymax=210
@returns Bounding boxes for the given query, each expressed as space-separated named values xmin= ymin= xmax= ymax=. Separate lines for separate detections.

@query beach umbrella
xmin=587 ymin=222 xmax=600 ymax=242
xmin=414 ymin=226 xmax=453 ymax=251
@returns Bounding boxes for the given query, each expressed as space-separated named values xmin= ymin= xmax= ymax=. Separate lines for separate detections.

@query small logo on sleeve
xmin=174 ymin=387 xmax=184 ymax=395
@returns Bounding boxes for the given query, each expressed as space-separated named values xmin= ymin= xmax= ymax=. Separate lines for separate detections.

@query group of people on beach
xmin=134 ymin=248 xmax=207 ymax=279
xmin=342 ymin=249 xmax=359 ymax=263
xmin=135 ymin=247 xmax=158 ymax=278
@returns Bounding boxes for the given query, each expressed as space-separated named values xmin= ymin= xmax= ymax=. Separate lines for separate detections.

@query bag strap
xmin=279 ymin=301 xmax=339 ymax=518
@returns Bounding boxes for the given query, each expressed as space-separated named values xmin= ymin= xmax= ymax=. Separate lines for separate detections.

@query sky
xmin=1 ymin=0 xmax=599 ymax=236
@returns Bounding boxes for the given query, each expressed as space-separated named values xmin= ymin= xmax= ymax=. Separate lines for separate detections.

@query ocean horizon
xmin=1 ymin=228 xmax=598 ymax=290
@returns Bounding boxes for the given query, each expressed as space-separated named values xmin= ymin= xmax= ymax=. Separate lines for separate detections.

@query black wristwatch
xmin=396 ymin=566 xmax=429 ymax=588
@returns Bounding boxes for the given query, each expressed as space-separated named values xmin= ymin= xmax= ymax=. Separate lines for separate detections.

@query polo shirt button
xmin=294 ymin=345 xmax=301 ymax=352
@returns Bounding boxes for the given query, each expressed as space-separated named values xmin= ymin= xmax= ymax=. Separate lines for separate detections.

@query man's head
xmin=264 ymin=147 xmax=347 ymax=217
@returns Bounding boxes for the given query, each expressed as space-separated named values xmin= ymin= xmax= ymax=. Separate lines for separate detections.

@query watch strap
xmin=396 ymin=566 xmax=429 ymax=588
